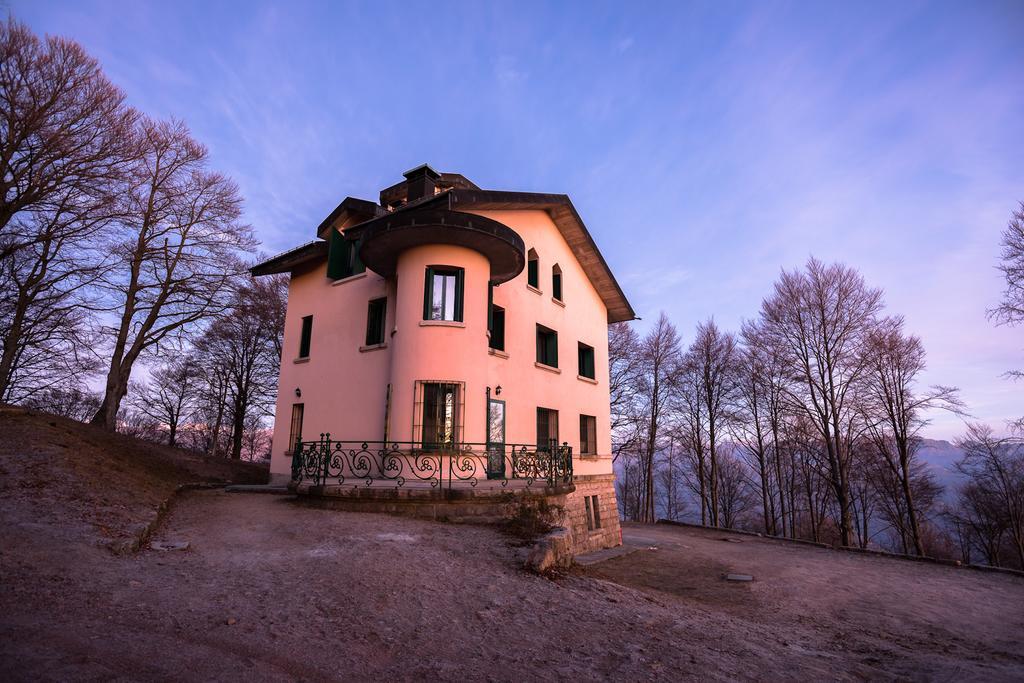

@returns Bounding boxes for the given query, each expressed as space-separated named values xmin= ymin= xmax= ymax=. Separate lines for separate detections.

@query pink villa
xmin=252 ymin=165 xmax=635 ymax=552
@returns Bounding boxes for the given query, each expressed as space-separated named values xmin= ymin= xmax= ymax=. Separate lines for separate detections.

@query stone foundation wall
xmin=560 ymin=474 xmax=621 ymax=554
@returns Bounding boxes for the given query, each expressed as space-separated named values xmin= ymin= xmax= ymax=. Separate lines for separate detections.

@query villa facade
xmin=252 ymin=165 xmax=634 ymax=552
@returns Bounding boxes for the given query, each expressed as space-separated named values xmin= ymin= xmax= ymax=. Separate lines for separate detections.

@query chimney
xmin=403 ymin=164 xmax=441 ymax=202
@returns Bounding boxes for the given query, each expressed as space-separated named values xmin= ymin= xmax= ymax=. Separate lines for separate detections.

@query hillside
xmin=0 ymin=406 xmax=268 ymax=554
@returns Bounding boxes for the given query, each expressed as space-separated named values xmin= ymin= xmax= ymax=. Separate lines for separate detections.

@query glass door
xmin=487 ymin=399 xmax=505 ymax=479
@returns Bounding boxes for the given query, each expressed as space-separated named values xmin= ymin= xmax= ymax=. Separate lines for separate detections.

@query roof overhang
xmin=358 ymin=209 xmax=525 ymax=284
xmin=315 ymin=197 xmax=384 ymax=239
xmin=250 ymin=240 xmax=327 ymax=276
xmin=416 ymin=189 xmax=636 ymax=323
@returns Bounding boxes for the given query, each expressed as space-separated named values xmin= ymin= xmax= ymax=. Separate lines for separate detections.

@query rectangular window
xmin=578 ymin=342 xmax=595 ymax=379
xmin=536 ymin=407 xmax=559 ymax=451
xmin=288 ymin=403 xmax=304 ymax=452
xmin=421 ymin=382 xmax=461 ymax=449
xmin=489 ymin=305 xmax=505 ymax=351
xmin=552 ymin=268 xmax=562 ymax=301
xmin=298 ymin=315 xmax=313 ymax=358
xmin=365 ymin=297 xmax=387 ymax=346
xmin=579 ymin=415 xmax=597 ymax=455
xmin=423 ymin=266 xmax=464 ymax=322
xmin=326 ymin=230 xmax=365 ymax=280
xmin=536 ymin=325 xmax=558 ymax=368
xmin=585 ymin=495 xmax=602 ymax=530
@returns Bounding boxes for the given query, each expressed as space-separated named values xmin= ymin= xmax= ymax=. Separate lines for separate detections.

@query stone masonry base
xmin=559 ymin=473 xmax=621 ymax=554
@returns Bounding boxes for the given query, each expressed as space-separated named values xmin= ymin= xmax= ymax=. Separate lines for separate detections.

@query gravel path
xmin=2 ymin=491 xmax=1021 ymax=681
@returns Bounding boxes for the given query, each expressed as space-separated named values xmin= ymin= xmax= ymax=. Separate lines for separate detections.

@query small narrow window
xmin=288 ymin=403 xmax=304 ymax=452
xmin=365 ymin=297 xmax=387 ymax=346
xmin=489 ymin=305 xmax=505 ymax=351
xmin=579 ymin=415 xmax=597 ymax=455
xmin=536 ymin=325 xmax=558 ymax=368
xmin=298 ymin=315 xmax=313 ymax=358
xmin=536 ymin=407 xmax=559 ymax=450
xmin=423 ymin=266 xmax=464 ymax=322
xmin=527 ymin=248 xmax=539 ymax=289
xmin=552 ymin=264 xmax=563 ymax=301
xmin=591 ymin=495 xmax=602 ymax=529
xmin=578 ymin=342 xmax=595 ymax=379
xmin=327 ymin=230 xmax=365 ymax=280
xmin=585 ymin=495 xmax=595 ymax=531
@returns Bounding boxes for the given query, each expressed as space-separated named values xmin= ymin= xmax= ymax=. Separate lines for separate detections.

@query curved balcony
xmin=357 ymin=208 xmax=526 ymax=284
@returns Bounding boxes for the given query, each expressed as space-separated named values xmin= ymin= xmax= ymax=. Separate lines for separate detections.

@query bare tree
xmin=732 ymin=342 xmax=778 ymax=534
xmin=990 ymin=202 xmax=1024 ymax=379
xmin=195 ymin=276 xmax=285 ymax=459
xmin=954 ymin=424 xmax=1024 ymax=568
xmin=608 ymin=321 xmax=642 ymax=460
xmin=861 ymin=317 xmax=961 ymax=554
xmin=633 ymin=313 xmax=682 ymax=523
xmin=129 ymin=358 xmax=200 ymax=448
xmin=682 ymin=319 xmax=738 ymax=527
xmin=0 ymin=18 xmax=136 ymax=400
xmin=91 ymin=118 xmax=255 ymax=429
xmin=716 ymin=447 xmax=755 ymax=529
xmin=0 ymin=18 xmax=135 ymax=260
xmin=657 ymin=434 xmax=688 ymax=521
xmin=22 ymin=386 xmax=100 ymax=422
xmin=758 ymin=257 xmax=883 ymax=546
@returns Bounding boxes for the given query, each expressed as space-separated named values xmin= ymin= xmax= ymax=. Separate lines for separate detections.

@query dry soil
xmin=2 ymin=490 xmax=1022 ymax=682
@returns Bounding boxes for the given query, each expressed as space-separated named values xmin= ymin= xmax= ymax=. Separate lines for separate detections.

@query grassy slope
xmin=0 ymin=406 xmax=268 ymax=552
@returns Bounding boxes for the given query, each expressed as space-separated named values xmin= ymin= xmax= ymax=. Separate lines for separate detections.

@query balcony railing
xmin=291 ymin=436 xmax=573 ymax=490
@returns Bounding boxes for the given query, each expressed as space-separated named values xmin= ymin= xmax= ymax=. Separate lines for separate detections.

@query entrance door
xmin=486 ymin=399 xmax=505 ymax=479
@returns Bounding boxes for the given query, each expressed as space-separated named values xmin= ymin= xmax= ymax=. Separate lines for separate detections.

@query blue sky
xmin=15 ymin=1 xmax=1024 ymax=438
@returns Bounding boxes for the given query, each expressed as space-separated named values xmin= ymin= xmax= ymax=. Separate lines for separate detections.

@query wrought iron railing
xmin=290 ymin=436 xmax=573 ymax=490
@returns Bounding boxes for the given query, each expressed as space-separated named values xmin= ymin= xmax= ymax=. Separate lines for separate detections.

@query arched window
xmin=527 ymin=248 xmax=539 ymax=289
xmin=552 ymin=264 xmax=563 ymax=302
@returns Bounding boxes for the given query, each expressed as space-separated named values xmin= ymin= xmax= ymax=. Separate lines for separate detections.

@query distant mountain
xmin=916 ymin=438 xmax=965 ymax=503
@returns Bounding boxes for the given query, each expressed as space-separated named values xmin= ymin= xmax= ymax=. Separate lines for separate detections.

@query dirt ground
xmin=0 ymin=407 xmax=267 ymax=552
xmin=2 ymin=491 xmax=1022 ymax=682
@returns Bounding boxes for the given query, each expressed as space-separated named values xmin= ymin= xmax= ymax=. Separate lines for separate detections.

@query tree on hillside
xmin=195 ymin=276 xmax=285 ymax=460
xmin=953 ymin=424 xmax=1024 ymax=568
xmin=633 ymin=313 xmax=682 ymax=523
xmin=0 ymin=18 xmax=136 ymax=400
xmin=608 ymin=321 xmax=642 ymax=460
xmin=861 ymin=317 xmax=962 ymax=555
xmin=732 ymin=342 xmax=778 ymax=534
xmin=90 ymin=118 xmax=255 ymax=429
xmin=741 ymin=320 xmax=797 ymax=536
xmin=990 ymin=202 xmax=1024 ymax=374
xmin=758 ymin=258 xmax=884 ymax=546
xmin=128 ymin=358 xmax=201 ymax=448
xmin=682 ymin=319 xmax=738 ymax=527
xmin=0 ymin=18 xmax=135 ymax=260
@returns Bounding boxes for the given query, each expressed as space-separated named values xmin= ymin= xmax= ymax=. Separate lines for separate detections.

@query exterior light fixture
xmin=295 ymin=387 xmax=302 ymax=398
xmin=495 ymin=386 xmax=502 ymax=395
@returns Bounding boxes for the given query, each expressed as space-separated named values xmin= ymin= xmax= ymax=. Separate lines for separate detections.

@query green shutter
xmin=487 ymin=283 xmax=494 ymax=331
xmin=528 ymin=259 xmax=538 ymax=288
xmin=326 ymin=231 xmax=345 ymax=279
xmin=423 ymin=267 xmax=433 ymax=320
xmin=352 ymin=236 xmax=365 ymax=275
xmin=553 ymin=272 xmax=562 ymax=300
xmin=299 ymin=315 xmax=313 ymax=358
xmin=549 ymin=330 xmax=558 ymax=368
xmin=454 ymin=268 xmax=464 ymax=322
